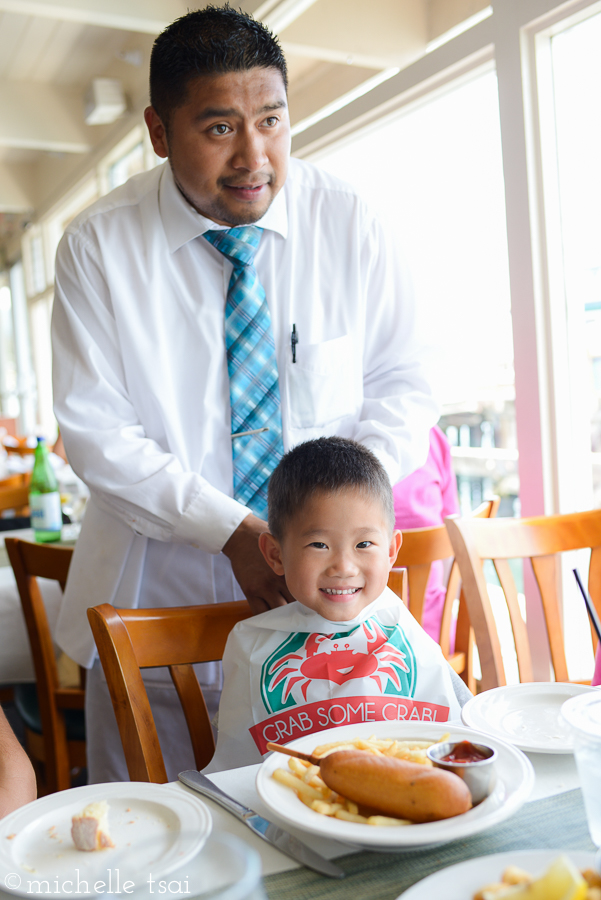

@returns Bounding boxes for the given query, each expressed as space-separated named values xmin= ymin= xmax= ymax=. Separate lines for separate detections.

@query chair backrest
xmin=5 ymin=538 xmax=77 ymax=791
xmin=2 ymin=436 xmax=34 ymax=456
xmin=0 ymin=472 xmax=30 ymax=488
xmin=87 ymin=601 xmax=253 ymax=783
xmin=0 ymin=483 xmax=30 ymax=514
xmin=389 ymin=497 xmax=500 ymax=653
xmin=445 ymin=509 xmax=601 ymax=691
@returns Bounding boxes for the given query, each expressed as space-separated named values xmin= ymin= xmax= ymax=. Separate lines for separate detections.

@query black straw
xmin=573 ymin=568 xmax=601 ymax=643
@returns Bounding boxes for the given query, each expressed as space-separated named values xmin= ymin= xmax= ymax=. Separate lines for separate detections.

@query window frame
xmin=299 ymin=0 xmax=601 ymax=679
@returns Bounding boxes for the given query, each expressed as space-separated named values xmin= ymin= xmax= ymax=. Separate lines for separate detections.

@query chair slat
xmin=439 ymin=561 xmax=460 ymax=655
xmin=169 ymin=664 xmax=215 ymax=771
xmin=388 ymin=569 xmax=408 ymax=605
xmin=448 ymin=652 xmax=465 ymax=674
xmin=454 ymin=592 xmax=476 ymax=693
xmin=406 ymin=564 xmax=431 ymax=625
xmin=445 ymin=518 xmax=507 ymax=690
xmin=530 ymin=555 xmax=569 ymax=683
xmin=452 ymin=498 xmax=498 ymax=687
xmin=492 ymin=559 xmax=533 ymax=682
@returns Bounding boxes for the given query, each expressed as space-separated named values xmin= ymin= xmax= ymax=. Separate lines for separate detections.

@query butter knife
xmin=178 ymin=770 xmax=345 ymax=879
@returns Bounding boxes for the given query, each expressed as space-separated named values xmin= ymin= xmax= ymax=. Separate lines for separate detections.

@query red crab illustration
xmin=268 ymin=621 xmax=410 ymax=702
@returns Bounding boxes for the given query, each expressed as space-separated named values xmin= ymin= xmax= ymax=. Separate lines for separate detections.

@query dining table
xmin=0 ymin=524 xmax=597 ymax=897
xmin=0 ymin=740 xmax=593 ymax=900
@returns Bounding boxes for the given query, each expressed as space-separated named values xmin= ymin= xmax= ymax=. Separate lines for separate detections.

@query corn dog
xmin=318 ymin=749 xmax=472 ymax=823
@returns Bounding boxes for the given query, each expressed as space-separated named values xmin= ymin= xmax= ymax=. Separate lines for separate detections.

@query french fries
xmin=473 ymin=860 xmax=601 ymax=900
xmin=311 ymin=735 xmax=445 ymax=766
xmin=271 ymin=734 xmax=448 ymax=827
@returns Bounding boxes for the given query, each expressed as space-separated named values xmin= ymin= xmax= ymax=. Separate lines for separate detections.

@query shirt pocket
xmin=285 ymin=334 xmax=361 ymax=428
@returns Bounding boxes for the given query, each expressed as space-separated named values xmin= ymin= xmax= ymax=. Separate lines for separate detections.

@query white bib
xmin=207 ymin=587 xmax=464 ymax=772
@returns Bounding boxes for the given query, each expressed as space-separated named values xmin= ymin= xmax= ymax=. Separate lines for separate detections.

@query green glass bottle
xmin=29 ymin=437 xmax=62 ymax=543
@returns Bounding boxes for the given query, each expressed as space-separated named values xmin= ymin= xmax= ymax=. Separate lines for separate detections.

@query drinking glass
xmin=561 ymin=692 xmax=601 ymax=846
xmin=187 ymin=831 xmax=266 ymax=900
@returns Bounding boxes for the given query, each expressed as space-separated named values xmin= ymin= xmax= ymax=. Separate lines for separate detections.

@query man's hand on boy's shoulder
xmin=222 ymin=514 xmax=293 ymax=614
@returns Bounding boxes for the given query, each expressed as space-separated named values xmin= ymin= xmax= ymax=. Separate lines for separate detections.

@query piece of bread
xmin=71 ymin=801 xmax=115 ymax=851
xmin=319 ymin=750 xmax=472 ymax=823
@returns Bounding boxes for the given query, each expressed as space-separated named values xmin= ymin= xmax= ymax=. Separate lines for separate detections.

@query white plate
xmin=0 ymin=782 xmax=212 ymax=898
xmin=461 ymin=683 xmax=600 ymax=754
xmin=256 ymin=721 xmax=534 ymax=851
xmin=398 ymin=849 xmax=596 ymax=899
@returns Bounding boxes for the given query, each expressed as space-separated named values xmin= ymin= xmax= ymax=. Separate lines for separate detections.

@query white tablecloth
xmin=186 ymin=751 xmax=582 ymax=875
xmin=0 ymin=527 xmax=78 ymax=684
xmin=0 ymin=740 xmax=584 ymax=898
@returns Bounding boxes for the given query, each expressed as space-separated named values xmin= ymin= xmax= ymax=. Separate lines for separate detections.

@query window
xmin=29 ymin=295 xmax=55 ymax=439
xmin=23 ymin=231 xmax=47 ymax=298
xmin=528 ymin=5 xmax=601 ymax=680
xmin=108 ymin=140 xmax=145 ymax=190
xmin=314 ymin=68 xmax=516 ymax=515
xmin=0 ymin=283 xmax=18 ymax=419
xmin=548 ymin=10 xmax=601 ymax=507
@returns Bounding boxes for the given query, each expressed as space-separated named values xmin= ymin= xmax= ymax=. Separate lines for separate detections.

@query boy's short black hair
xmin=268 ymin=436 xmax=395 ymax=540
xmin=149 ymin=5 xmax=288 ymax=128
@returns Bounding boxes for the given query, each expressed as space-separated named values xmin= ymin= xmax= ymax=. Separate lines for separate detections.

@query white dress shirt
xmin=52 ymin=158 xmax=438 ymax=668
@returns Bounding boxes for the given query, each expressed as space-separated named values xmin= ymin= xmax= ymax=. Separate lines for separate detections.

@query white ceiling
xmin=0 ymin=0 xmax=488 ymax=222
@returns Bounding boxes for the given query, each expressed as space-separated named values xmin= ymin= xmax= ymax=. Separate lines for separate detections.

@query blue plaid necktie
xmin=204 ymin=226 xmax=284 ymax=518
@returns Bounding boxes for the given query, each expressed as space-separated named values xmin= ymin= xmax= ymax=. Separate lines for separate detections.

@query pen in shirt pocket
xmin=291 ymin=323 xmax=298 ymax=363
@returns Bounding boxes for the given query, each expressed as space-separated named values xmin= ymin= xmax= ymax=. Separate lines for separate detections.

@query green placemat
xmin=264 ymin=789 xmax=595 ymax=900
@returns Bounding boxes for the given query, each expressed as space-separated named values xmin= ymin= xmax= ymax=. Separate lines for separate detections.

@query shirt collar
xmin=159 ymin=162 xmax=288 ymax=254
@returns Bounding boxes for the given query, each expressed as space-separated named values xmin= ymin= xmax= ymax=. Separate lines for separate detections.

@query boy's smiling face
xmin=259 ymin=488 xmax=402 ymax=622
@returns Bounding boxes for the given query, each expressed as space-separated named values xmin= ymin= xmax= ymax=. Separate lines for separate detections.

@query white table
xmin=175 ymin=750 xmax=582 ymax=877
xmin=0 ymin=747 xmax=584 ymax=900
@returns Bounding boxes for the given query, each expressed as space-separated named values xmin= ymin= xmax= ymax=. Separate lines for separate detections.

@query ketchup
xmin=439 ymin=741 xmax=489 ymax=763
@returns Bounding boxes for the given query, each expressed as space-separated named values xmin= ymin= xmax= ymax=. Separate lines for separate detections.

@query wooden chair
xmin=0 ymin=476 xmax=31 ymax=517
xmin=0 ymin=472 xmax=30 ymax=489
xmin=88 ymin=601 xmax=253 ymax=783
xmin=445 ymin=509 xmax=601 ymax=691
xmin=5 ymin=538 xmax=84 ymax=794
xmin=388 ymin=498 xmax=500 ymax=692
xmin=2 ymin=436 xmax=35 ymax=456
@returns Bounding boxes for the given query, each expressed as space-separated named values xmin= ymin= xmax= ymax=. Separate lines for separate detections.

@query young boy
xmin=206 ymin=437 xmax=471 ymax=772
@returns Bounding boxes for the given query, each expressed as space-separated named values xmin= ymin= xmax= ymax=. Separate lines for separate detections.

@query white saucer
xmin=461 ymin=683 xmax=599 ymax=754
xmin=0 ymin=783 xmax=211 ymax=898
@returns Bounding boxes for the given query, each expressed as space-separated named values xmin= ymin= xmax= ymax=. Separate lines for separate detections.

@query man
xmin=52 ymin=6 xmax=437 ymax=782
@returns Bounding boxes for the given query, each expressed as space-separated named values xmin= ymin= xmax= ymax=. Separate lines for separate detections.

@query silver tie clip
xmin=231 ymin=427 xmax=270 ymax=439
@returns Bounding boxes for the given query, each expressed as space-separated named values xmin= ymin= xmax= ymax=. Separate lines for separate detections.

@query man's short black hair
xmin=268 ymin=437 xmax=395 ymax=541
xmin=149 ymin=5 xmax=288 ymax=126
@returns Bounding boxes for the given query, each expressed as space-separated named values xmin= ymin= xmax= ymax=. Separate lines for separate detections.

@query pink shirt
xmin=393 ymin=426 xmax=459 ymax=641
xmin=593 ymin=645 xmax=601 ymax=686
